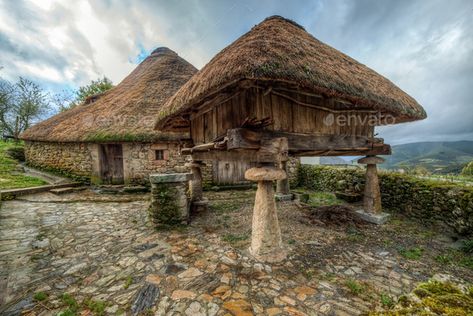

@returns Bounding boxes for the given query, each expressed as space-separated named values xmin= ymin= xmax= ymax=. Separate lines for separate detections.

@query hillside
xmin=381 ymin=141 xmax=473 ymax=174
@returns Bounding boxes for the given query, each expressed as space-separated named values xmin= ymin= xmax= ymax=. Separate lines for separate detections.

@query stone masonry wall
xmin=123 ymin=142 xmax=190 ymax=185
xmin=24 ymin=141 xmax=93 ymax=179
xmin=297 ymin=164 xmax=473 ymax=236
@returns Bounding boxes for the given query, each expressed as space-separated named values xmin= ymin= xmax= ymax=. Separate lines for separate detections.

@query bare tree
xmin=50 ymin=89 xmax=75 ymax=112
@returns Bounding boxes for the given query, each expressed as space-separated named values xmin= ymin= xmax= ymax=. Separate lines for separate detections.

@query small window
xmin=155 ymin=150 xmax=165 ymax=160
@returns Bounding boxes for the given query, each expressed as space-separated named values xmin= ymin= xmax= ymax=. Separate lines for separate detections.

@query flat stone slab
xmin=356 ymin=209 xmax=391 ymax=225
xmin=50 ymin=187 xmax=76 ymax=195
xmin=150 ymin=173 xmax=193 ymax=184
xmin=275 ymin=193 xmax=293 ymax=201
xmin=1 ymin=182 xmax=81 ymax=200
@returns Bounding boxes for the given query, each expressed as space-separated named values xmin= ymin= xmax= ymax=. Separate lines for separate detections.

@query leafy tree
xmin=59 ymin=77 xmax=113 ymax=112
xmin=461 ymin=161 xmax=473 ymax=177
xmin=0 ymin=77 xmax=49 ymax=139
xmin=76 ymin=77 xmax=113 ymax=104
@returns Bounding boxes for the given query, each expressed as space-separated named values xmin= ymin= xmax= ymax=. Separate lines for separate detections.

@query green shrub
xmin=6 ymin=146 xmax=25 ymax=161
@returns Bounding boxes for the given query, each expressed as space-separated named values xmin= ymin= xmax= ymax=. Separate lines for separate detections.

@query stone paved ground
xmin=0 ymin=189 xmax=471 ymax=315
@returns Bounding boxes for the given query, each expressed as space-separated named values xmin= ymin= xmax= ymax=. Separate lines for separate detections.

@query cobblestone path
xmin=0 ymin=190 xmax=470 ymax=315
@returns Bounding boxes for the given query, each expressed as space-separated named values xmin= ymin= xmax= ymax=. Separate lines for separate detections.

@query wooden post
xmin=245 ymin=165 xmax=287 ymax=262
xmin=356 ymin=156 xmax=390 ymax=224
xmin=276 ymin=160 xmax=292 ymax=200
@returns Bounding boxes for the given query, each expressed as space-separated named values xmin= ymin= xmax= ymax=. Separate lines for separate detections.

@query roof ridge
xmin=261 ymin=15 xmax=305 ymax=30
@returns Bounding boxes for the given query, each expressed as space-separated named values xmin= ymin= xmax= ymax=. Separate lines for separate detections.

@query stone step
xmin=0 ymin=182 xmax=81 ymax=200
xmin=49 ymin=187 xmax=76 ymax=195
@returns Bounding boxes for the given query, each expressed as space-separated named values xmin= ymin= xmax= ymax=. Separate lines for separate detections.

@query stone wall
xmin=296 ymin=164 xmax=473 ymax=236
xmin=24 ymin=141 xmax=300 ymax=187
xmin=24 ymin=141 xmax=93 ymax=180
xmin=122 ymin=142 xmax=190 ymax=185
xmin=24 ymin=141 xmax=191 ymax=185
xmin=287 ymin=157 xmax=300 ymax=186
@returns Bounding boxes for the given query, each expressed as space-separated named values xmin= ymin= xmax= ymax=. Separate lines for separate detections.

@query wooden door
xmin=213 ymin=160 xmax=255 ymax=185
xmin=99 ymin=144 xmax=124 ymax=184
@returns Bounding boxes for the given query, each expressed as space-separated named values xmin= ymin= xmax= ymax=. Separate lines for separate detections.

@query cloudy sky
xmin=0 ymin=0 xmax=471 ymax=145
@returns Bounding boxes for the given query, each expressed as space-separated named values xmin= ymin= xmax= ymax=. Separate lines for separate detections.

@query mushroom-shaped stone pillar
xmin=245 ymin=165 xmax=287 ymax=262
xmin=276 ymin=160 xmax=292 ymax=201
xmin=356 ymin=156 xmax=390 ymax=224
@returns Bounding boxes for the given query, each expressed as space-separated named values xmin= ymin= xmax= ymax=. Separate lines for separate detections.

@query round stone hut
xmin=20 ymin=47 xmax=197 ymax=185
xmin=155 ymin=16 xmax=426 ymax=261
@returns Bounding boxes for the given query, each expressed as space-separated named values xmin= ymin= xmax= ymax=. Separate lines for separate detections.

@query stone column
xmin=245 ymin=165 xmax=287 ymax=262
xmin=356 ymin=156 xmax=390 ymax=224
xmin=149 ymin=173 xmax=192 ymax=226
xmin=275 ymin=160 xmax=292 ymax=201
xmin=186 ymin=161 xmax=204 ymax=201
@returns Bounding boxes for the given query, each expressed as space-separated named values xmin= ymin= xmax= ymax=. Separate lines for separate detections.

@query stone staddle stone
xmin=245 ymin=167 xmax=287 ymax=181
xmin=245 ymin=167 xmax=287 ymax=262
xmin=358 ymin=156 xmax=385 ymax=165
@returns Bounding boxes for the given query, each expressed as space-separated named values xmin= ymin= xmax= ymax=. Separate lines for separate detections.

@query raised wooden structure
xmin=156 ymin=16 xmax=427 ymax=261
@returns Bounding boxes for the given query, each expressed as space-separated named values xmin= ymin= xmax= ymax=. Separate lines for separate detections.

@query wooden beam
xmin=227 ymin=128 xmax=385 ymax=154
xmin=295 ymin=144 xmax=391 ymax=157
xmin=190 ymin=149 xmax=284 ymax=163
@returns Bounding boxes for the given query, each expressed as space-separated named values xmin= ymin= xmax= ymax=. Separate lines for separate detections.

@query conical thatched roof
xmin=156 ymin=16 xmax=426 ymax=129
xmin=21 ymin=47 xmax=197 ymax=142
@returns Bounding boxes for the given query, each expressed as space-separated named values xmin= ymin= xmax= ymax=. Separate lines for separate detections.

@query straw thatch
xmin=21 ymin=47 xmax=197 ymax=142
xmin=156 ymin=16 xmax=426 ymax=129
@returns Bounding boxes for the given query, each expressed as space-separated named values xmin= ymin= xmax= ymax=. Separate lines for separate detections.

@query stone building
xmin=20 ymin=47 xmax=197 ymax=185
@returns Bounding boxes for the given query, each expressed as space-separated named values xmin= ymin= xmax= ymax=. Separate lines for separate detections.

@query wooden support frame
xmin=182 ymin=128 xmax=391 ymax=161
xmin=226 ymin=128 xmax=391 ymax=156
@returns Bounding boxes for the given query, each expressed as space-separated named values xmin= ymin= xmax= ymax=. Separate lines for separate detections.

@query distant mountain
xmin=381 ymin=141 xmax=473 ymax=174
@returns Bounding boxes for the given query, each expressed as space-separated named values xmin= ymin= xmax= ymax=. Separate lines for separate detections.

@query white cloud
xmin=0 ymin=0 xmax=472 ymax=144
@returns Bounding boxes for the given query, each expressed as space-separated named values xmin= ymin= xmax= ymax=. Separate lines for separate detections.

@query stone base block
xmin=356 ymin=209 xmax=391 ymax=225
xmin=275 ymin=193 xmax=293 ymax=201
xmin=249 ymin=246 xmax=287 ymax=263
xmin=149 ymin=173 xmax=192 ymax=226
xmin=191 ymin=198 xmax=209 ymax=214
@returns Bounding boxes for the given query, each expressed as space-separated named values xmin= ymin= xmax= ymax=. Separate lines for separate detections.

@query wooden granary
xmin=156 ymin=16 xmax=426 ymax=261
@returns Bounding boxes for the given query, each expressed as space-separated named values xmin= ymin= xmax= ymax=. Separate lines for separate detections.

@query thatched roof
xmin=21 ymin=47 xmax=197 ymax=142
xmin=156 ymin=16 xmax=426 ymax=129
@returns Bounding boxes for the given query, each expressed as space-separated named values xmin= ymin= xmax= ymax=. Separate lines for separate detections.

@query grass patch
xmin=399 ymin=247 xmax=424 ymax=260
xmin=435 ymin=254 xmax=452 ymax=264
xmin=222 ymin=233 xmax=248 ymax=245
xmin=57 ymin=309 xmax=77 ymax=316
xmin=345 ymin=279 xmax=365 ymax=295
xmin=433 ymin=249 xmax=473 ymax=270
xmin=210 ymin=200 xmax=245 ymax=214
xmin=380 ymin=293 xmax=394 ymax=308
xmin=123 ymin=276 xmax=133 ymax=289
xmin=83 ymin=298 xmax=108 ymax=316
xmin=0 ymin=141 xmax=47 ymax=189
xmin=345 ymin=226 xmax=366 ymax=242
xmin=33 ymin=291 xmax=48 ymax=301
xmin=61 ymin=293 xmax=78 ymax=310
xmin=307 ymin=192 xmax=343 ymax=207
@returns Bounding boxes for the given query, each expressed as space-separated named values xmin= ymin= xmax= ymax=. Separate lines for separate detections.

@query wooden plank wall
xmin=190 ymin=88 xmax=374 ymax=144
xmin=213 ymin=160 xmax=257 ymax=185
